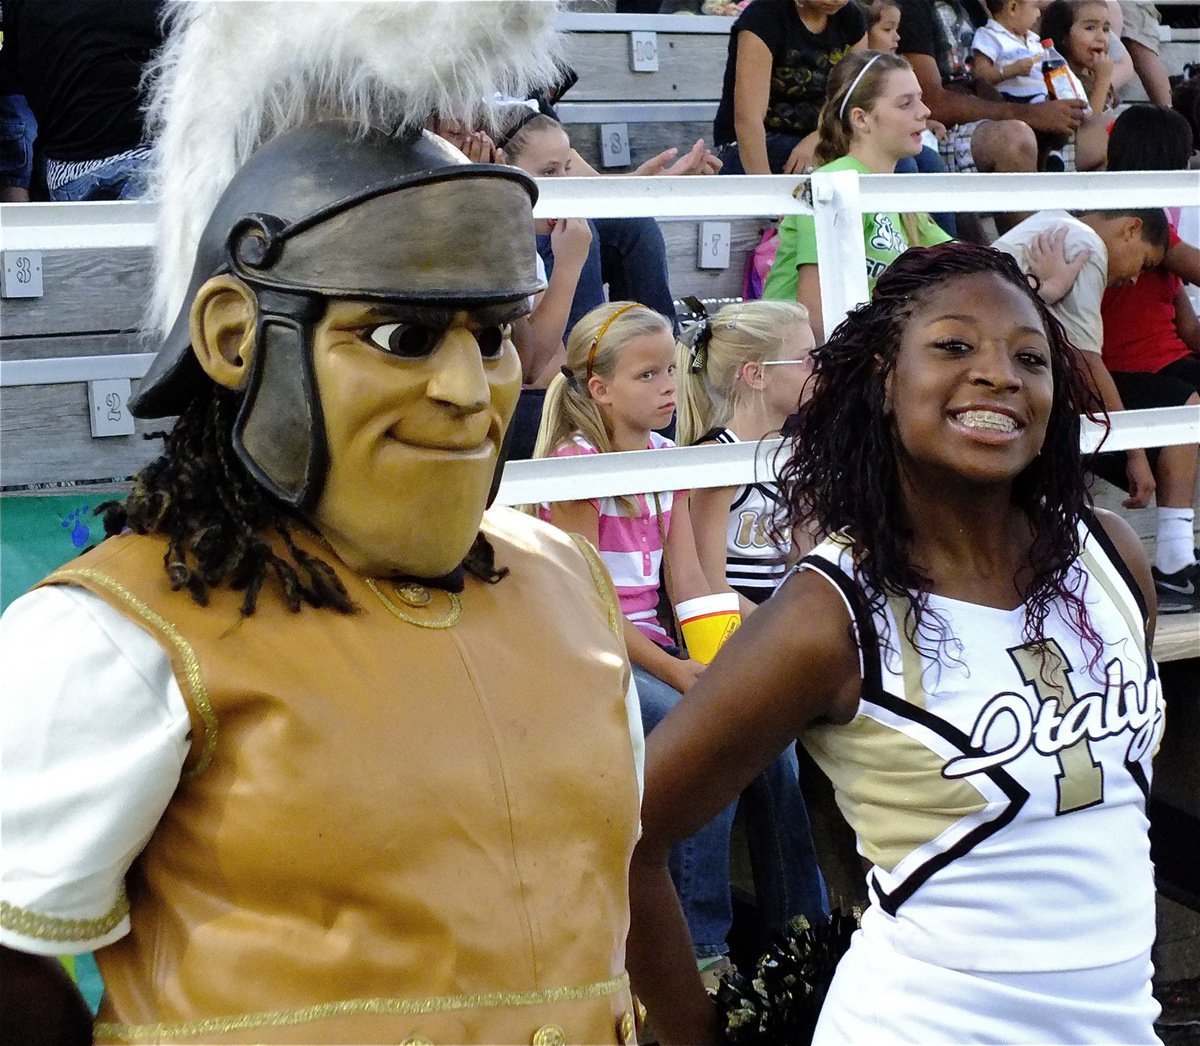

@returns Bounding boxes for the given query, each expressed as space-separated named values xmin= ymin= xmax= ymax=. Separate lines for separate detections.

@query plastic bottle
xmin=1041 ymin=38 xmax=1090 ymax=111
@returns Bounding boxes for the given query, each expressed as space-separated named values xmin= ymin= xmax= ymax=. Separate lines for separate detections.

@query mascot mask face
xmin=131 ymin=124 xmax=542 ymax=578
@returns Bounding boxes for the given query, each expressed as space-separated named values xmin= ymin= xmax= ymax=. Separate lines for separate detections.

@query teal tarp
xmin=0 ymin=495 xmax=110 ymax=611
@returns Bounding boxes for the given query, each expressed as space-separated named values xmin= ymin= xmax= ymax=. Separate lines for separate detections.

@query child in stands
xmin=860 ymin=0 xmax=956 ymax=235
xmin=971 ymin=0 xmax=1047 ymax=103
xmin=859 ymin=0 xmax=900 ymax=54
xmin=993 ymin=204 xmax=1170 ymax=518
xmin=674 ymin=300 xmax=832 ymax=934
xmin=675 ymin=300 xmax=818 ymax=606
xmin=762 ymin=51 xmax=951 ymax=340
xmin=1101 ymin=105 xmax=1200 ymax=612
xmin=501 ymin=111 xmax=678 ymax=337
xmin=534 ymin=301 xmax=739 ymax=981
xmin=1040 ymin=0 xmax=1117 ymax=118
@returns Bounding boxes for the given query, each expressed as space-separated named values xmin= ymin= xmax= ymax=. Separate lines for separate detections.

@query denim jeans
xmin=894 ymin=147 xmax=957 ymax=237
xmin=0 ymin=94 xmax=36 ymax=190
xmin=47 ymin=150 xmax=149 ymax=202
xmin=739 ymin=742 xmax=829 ymax=929
xmin=633 ymin=660 xmax=736 ymax=958
xmin=716 ymin=132 xmax=804 ymax=176
xmin=536 ymin=216 xmax=677 ymax=339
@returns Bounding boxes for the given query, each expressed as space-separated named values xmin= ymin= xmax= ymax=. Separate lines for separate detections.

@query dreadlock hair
xmin=103 ymin=383 xmax=506 ymax=616
xmin=775 ymin=241 xmax=1105 ymax=666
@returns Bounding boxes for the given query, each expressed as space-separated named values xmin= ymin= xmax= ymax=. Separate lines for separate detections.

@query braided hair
xmin=102 ymin=385 xmax=506 ymax=616
xmin=776 ymin=241 xmax=1105 ymax=663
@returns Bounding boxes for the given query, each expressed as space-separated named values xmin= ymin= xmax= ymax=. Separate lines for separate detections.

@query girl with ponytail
xmin=535 ymin=301 xmax=741 ymax=977
xmin=762 ymin=50 xmax=951 ymax=340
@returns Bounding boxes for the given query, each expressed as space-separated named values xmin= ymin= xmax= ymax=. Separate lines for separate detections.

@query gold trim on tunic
xmin=93 ymin=973 xmax=631 ymax=1042
xmin=0 ymin=887 xmax=129 ymax=942
xmin=46 ymin=567 xmax=218 ymax=779
xmin=567 ymin=533 xmax=622 ymax=639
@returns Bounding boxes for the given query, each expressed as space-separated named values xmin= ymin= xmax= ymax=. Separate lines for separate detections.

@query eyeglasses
xmin=760 ymin=358 xmax=814 ymax=369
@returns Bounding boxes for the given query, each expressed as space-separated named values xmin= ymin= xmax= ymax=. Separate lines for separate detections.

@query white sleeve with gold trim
xmin=0 ymin=586 xmax=190 ymax=955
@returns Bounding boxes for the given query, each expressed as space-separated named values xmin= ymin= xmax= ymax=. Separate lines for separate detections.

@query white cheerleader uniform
xmin=800 ymin=512 xmax=1165 ymax=1044
xmin=704 ymin=428 xmax=790 ymax=604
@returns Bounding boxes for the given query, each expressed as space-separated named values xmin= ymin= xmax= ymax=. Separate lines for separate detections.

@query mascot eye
xmin=366 ymin=323 xmax=438 ymax=358
xmin=477 ymin=324 xmax=510 ymax=360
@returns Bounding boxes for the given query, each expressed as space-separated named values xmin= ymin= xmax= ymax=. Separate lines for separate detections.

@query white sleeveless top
xmin=705 ymin=428 xmax=789 ymax=604
xmin=799 ymin=513 xmax=1164 ymax=973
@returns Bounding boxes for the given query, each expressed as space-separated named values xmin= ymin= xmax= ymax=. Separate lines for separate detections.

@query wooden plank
xmin=0 ymin=382 xmax=161 ymax=488
xmin=571 ymin=120 xmax=717 ymax=170
xmin=0 ymin=247 xmax=152 ymax=338
xmin=662 ymin=218 xmax=771 ymax=301
xmin=1155 ymin=615 xmax=1200 ymax=663
xmin=0 ymin=331 xmax=148 ymax=362
xmin=562 ymin=31 xmax=728 ymax=101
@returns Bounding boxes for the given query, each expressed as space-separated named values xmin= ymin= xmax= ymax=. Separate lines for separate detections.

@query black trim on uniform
xmin=797 ymin=553 xmax=882 ymax=698
xmin=864 ymin=688 xmax=1030 ymax=915
xmin=1081 ymin=507 xmax=1152 ymax=658
xmin=801 ymin=549 xmax=1031 ymax=917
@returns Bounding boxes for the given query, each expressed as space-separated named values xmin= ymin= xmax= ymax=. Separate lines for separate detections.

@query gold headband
xmin=585 ymin=302 xmax=641 ymax=383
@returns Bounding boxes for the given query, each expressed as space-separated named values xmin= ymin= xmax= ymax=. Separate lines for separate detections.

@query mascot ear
xmin=189 ymin=275 xmax=259 ymax=390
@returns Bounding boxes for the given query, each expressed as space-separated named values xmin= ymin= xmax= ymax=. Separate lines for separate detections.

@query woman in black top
xmin=714 ymin=0 xmax=866 ymax=174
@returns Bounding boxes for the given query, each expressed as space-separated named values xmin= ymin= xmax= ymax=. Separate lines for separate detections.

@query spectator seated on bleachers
xmin=2 ymin=0 xmax=163 ymax=201
xmin=713 ymin=0 xmax=868 ymax=175
xmin=895 ymin=0 xmax=1093 ymax=199
xmin=971 ymin=0 xmax=1046 ymax=105
xmin=861 ymin=0 xmax=956 ymax=234
xmin=1115 ymin=0 xmax=1173 ymax=106
xmin=1100 ymin=105 xmax=1200 ymax=614
xmin=994 ymin=204 xmax=1175 ymax=581
xmin=760 ymin=51 xmax=952 ymax=340
xmin=1039 ymin=0 xmax=1119 ymax=170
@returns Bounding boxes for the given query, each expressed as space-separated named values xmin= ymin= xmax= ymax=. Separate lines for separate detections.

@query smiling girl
xmin=762 ymin=50 xmax=951 ymax=340
xmin=628 ymin=242 xmax=1163 ymax=1044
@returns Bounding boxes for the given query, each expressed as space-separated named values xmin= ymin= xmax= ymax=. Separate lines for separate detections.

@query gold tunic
xmin=43 ymin=508 xmax=640 ymax=1044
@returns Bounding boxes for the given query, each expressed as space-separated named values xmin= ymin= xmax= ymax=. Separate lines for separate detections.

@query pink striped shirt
xmin=540 ymin=433 xmax=676 ymax=646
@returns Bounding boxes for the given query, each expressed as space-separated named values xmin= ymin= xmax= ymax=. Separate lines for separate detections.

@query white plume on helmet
xmin=143 ymin=0 xmax=563 ymax=339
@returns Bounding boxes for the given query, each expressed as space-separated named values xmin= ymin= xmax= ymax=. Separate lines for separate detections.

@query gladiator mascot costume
xmin=0 ymin=4 xmax=643 ymax=1043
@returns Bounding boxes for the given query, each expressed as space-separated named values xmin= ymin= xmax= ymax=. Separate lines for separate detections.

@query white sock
xmin=1155 ymin=508 xmax=1196 ymax=574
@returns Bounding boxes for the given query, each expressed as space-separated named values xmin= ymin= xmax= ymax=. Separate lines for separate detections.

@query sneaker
xmin=1152 ymin=562 xmax=1200 ymax=614
xmin=697 ymin=954 xmax=734 ymax=993
xmin=1045 ymin=149 xmax=1066 ymax=172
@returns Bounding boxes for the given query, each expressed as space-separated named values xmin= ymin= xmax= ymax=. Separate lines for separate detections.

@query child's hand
xmin=459 ymin=131 xmax=503 ymax=164
xmin=670 ymin=657 xmax=707 ymax=693
xmin=1006 ymin=55 xmax=1038 ymax=78
xmin=1023 ymin=226 xmax=1091 ymax=304
xmin=1092 ymin=53 xmax=1114 ymax=79
xmin=549 ymin=217 xmax=592 ymax=271
xmin=926 ymin=118 xmax=949 ymax=141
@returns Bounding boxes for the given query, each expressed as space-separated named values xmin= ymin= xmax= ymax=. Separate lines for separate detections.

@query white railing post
xmin=810 ymin=168 xmax=869 ymax=340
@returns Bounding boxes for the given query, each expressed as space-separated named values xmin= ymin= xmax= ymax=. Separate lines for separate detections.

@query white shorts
xmin=814 ymin=924 xmax=1161 ymax=1044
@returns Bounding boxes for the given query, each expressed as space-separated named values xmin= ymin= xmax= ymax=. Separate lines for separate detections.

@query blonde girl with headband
xmin=762 ymin=50 xmax=951 ymax=340
xmin=535 ymin=301 xmax=740 ymax=976
xmin=674 ymin=298 xmax=831 ymax=937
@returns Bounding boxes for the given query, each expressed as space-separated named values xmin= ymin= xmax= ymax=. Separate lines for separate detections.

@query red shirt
xmin=1101 ymin=225 xmax=1187 ymax=375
